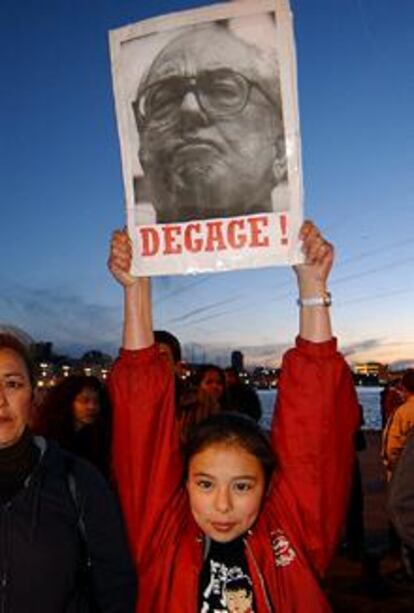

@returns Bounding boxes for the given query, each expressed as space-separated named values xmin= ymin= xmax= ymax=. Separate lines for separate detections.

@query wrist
xmin=125 ymin=277 xmax=149 ymax=292
xmin=298 ymin=279 xmax=328 ymax=299
xmin=124 ymin=278 xmax=151 ymax=308
xmin=297 ymin=290 xmax=331 ymax=307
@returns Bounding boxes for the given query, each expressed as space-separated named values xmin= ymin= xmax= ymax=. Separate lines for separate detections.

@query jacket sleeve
xmin=108 ymin=344 xmax=185 ymax=566
xmin=271 ymin=337 xmax=359 ymax=575
xmin=73 ymin=457 xmax=137 ymax=613
xmin=388 ymin=430 xmax=414 ymax=549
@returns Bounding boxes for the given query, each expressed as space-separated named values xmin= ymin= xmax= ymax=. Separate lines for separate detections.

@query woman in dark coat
xmin=0 ymin=332 xmax=136 ymax=613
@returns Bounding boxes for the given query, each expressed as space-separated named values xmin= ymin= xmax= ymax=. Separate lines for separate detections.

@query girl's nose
xmin=214 ymin=487 xmax=232 ymax=513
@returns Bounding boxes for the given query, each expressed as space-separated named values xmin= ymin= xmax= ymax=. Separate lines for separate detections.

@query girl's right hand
xmin=108 ymin=230 xmax=138 ymax=287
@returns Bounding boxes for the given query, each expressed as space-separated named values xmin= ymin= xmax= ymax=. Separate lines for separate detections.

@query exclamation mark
xmin=279 ymin=214 xmax=288 ymax=245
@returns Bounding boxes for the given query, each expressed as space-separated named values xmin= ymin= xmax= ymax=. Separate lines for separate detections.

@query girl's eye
xmin=196 ymin=479 xmax=213 ymax=491
xmin=234 ymin=482 xmax=252 ymax=493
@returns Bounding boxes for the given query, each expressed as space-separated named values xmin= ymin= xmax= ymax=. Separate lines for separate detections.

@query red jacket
xmin=109 ymin=337 xmax=359 ymax=612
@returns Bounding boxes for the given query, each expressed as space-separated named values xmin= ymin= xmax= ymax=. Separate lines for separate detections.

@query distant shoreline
xmin=258 ymin=386 xmax=383 ymax=431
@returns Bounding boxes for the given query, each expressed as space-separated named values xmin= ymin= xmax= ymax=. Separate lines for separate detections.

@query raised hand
xmin=294 ymin=220 xmax=334 ymax=298
xmin=294 ymin=221 xmax=334 ymax=342
xmin=108 ymin=230 xmax=138 ymax=287
xmin=108 ymin=229 xmax=152 ymax=350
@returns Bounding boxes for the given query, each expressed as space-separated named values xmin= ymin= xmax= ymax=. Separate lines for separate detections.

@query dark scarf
xmin=0 ymin=428 xmax=40 ymax=504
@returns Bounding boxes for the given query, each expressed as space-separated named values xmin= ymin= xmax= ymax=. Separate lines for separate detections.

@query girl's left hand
xmin=294 ymin=221 xmax=334 ymax=293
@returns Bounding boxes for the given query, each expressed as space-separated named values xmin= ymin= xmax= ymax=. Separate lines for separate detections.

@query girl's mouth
xmin=211 ymin=522 xmax=236 ymax=533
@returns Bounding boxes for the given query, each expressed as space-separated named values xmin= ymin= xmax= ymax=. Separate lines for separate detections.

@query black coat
xmin=0 ymin=437 xmax=136 ymax=613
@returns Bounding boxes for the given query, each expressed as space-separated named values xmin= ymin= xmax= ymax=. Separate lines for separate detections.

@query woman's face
xmin=187 ymin=442 xmax=266 ymax=542
xmin=200 ymin=369 xmax=224 ymax=402
xmin=73 ymin=387 xmax=100 ymax=428
xmin=0 ymin=349 xmax=32 ymax=448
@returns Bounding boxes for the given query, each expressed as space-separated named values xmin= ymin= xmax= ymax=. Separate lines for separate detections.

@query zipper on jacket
xmin=244 ymin=538 xmax=273 ymax=612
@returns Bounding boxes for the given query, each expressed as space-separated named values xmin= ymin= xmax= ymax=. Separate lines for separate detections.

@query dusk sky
xmin=1 ymin=0 xmax=413 ymax=369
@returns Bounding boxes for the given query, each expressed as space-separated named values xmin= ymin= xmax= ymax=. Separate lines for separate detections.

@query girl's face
xmin=187 ymin=442 xmax=266 ymax=542
xmin=200 ymin=369 xmax=224 ymax=402
xmin=73 ymin=387 xmax=100 ymax=428
xmin=0 ymin=349 xmax=32 ymax=448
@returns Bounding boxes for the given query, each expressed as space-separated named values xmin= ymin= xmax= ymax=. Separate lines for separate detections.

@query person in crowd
xmin=380 ymin=378 xmax=405 ymax=429
xmin=152 ymin=331 xmax=224 ymax=443
xmin=224 ymin=367 xmax=240 ymax=388
xmin=177 ymin=364 xmax=226 ymax=446
xmin=34 ymin=375 xmax=112 ymax=478
xmin=382 ymin=369 xmax=414 ymax=480
xmin=196 ymin=364 xmax=226 ymax=406
xmin=382 ymin=370 xmax=414 ymax=576
xmin=154 ymin=329 xmax=182 ymax=373
xmin=108 ymin=220 xmax=359 ymax=612
xmin=133 ymin=23 xmax=287 ymax=223
xmin=0 ymin=333 xmax=136 ymax=612
xmin=153 ymin=328 xmax=192 ymax=410
xmin=388 ymin=429 xmax=414 ymax=579
xmin=224 ymin=367 xmax=262 ymax=423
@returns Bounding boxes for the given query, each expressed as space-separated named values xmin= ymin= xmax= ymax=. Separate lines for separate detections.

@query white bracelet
xmin=297 ymin=291 xmax=332 ymax=307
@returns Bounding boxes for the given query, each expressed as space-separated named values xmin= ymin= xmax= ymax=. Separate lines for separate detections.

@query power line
xmin=333 ymin=255 xmax=414 ymax=285
xmin=338 ymin=237 xmax=413 ymax=268
xmin=155 ymin=275 xmax=211 ymax=304
xmin=164 ymin=294 xmax=244 ymax=325
xmin=337 ymin=287 xmax=414 ymax=307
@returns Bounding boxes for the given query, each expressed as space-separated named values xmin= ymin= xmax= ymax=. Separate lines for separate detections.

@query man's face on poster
xmin=134 ymin=25 xmax=286 ymax=223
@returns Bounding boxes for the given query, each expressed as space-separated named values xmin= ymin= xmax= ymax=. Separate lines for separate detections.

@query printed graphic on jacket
xmin=199 ymin=538 xmax=255 ymax=612
xmin=270 ymin=529 xmax=296 ymax=567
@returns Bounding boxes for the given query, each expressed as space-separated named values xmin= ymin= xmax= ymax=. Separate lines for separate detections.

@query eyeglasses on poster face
xmin=134 ymin=68 xmax=274 ymax=127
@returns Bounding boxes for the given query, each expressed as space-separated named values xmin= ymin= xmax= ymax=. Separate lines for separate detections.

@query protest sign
xmin=109 ymin=0 xmax=303 ymax=276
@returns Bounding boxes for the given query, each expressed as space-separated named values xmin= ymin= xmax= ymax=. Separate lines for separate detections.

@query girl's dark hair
xmin=0 ymin=333 xmax=35 ymax=387
xmin=183 ymin=412 xmax=276 ymax=487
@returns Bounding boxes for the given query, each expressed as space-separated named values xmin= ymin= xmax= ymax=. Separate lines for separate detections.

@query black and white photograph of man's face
xmin=132 ymin=22 xmax=287 ymax=224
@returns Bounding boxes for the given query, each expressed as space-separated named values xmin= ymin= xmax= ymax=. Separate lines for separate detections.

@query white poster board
xmin=109 ymin=0 xmax=303 ymax=276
